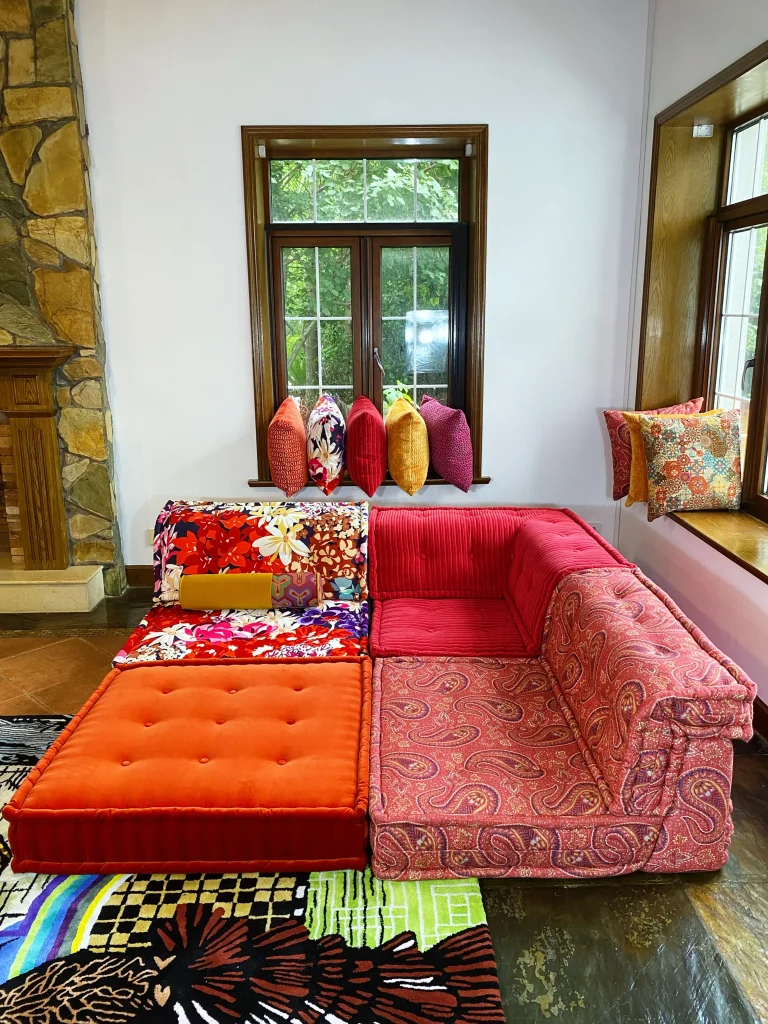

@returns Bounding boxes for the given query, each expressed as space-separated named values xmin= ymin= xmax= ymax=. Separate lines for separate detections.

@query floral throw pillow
xmin=307 ymin=394 xmax=345 ymax=494
xmin=638 ymin=410 xmax=742 ymax=522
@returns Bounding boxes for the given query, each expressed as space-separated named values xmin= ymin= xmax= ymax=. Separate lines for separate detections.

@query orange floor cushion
xmin=4 ymin=657 xmax=371 ymax=874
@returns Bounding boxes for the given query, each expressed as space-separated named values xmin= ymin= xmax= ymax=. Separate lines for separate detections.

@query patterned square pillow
xmin=604 ymin=397 xmax=703 ymax=500
xmin=386 ymin=397 xmax=429 ymax=495
xmin=624 ymin=407 xmax=718 ymax=505
xmin=638 ymin=410 xmax=742 ymax=521
xmin=268 ymin=397 xmax=308 ymax=496
xmin=420 ymin=395 xmax=473 ymax=491
xmin=307 ymin=393 xmax=345 ymax=495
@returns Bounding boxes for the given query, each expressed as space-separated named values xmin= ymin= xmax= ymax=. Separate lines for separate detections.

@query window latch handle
xmin=742 ymin=357 xmax=755 ymax=395
xmin=373 ymin=346 xmax=384 ymax=373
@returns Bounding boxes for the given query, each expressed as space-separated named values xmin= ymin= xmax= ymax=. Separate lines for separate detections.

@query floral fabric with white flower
xmin=306 ymin=394 xmax=346 ymax=495
xmin=152 ymin=499 xmax=367 ymax=605
xmin=114 ymin=601 xmax=368 ymax=664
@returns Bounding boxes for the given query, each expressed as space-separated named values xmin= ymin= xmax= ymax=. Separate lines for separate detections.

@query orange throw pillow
xmin=268 ymin=397 xmax=308 ymax=496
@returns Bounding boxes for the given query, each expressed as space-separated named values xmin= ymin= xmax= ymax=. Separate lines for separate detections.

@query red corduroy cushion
xmin=370 ymin=598 xmax=529 ymax=657
xmin=267 ymin=398 xmax=308 ymax=496
xmin=369 ymin=506 xmax=552 ymax=600
xmin=508 ymin=510 xmax=635 ymax=653
xmin=420 ymin=396 xmax=473 ymax=491
xmin=346 ymin=396 xmax=387 ymax=496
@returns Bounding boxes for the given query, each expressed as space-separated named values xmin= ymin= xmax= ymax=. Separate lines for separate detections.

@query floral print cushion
xmin=114 ymin=601 xmax=368 ymax=665
xmin=637 ymin=410 xmax=742 ymax=521
xmin=153 ymin=500 xmax=367 ymax=605
xmin=307 ymin=394 xmax=345 ymax=495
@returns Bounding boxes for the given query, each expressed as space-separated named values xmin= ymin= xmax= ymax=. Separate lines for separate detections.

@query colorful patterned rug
xmin=0 ymin=717 xmax=504 ymax=1023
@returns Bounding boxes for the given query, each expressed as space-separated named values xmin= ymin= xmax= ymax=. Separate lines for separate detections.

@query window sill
xmin=247 ymin=475 xmax=491 ymax=489
xmin=669 ymin=509 xmax=768 ymax=586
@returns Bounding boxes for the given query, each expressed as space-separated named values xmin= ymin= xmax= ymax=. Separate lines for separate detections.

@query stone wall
xmin=0 ymin=0 xmax=124 ymax=594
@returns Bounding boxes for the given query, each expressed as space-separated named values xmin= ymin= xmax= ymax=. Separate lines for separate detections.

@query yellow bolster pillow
xmin=179 ymin=573 xmax=273 ymax=610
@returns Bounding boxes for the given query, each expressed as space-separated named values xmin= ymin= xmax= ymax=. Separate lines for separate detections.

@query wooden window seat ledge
xmin=670 ymin=509 xmax=768 ymax=586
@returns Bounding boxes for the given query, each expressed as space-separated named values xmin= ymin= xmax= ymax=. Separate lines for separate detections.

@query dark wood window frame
xmin=697 ymin=107 xmax=768 ymax=524
xmin=241 ymin=125 xmax=489 ymax=487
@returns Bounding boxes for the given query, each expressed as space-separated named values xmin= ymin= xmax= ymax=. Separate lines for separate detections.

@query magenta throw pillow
xmin=420 ymin=396 xmax=473 ymax=491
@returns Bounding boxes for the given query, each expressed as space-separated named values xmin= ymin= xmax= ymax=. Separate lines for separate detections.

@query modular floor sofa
xmin=368 ymin=507 xmax=756 ymax=879
xmin=3 ymin=501 xmax=756 ymax=879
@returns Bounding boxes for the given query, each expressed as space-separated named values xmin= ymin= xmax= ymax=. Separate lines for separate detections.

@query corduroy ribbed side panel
xmin=370 ymin=598 xmax=529 ymax=658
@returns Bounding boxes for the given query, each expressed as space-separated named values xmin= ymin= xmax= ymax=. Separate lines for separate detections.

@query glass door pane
xmin=714 ymin=224 xmax=767 ymax=464
xmin=380 ymin=245 xmax=450 ymax=416
xmin=281 ymin=246 xmax=353 ymax=413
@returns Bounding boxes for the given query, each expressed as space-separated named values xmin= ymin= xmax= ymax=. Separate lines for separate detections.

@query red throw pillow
xmin=346 ymin=396 xmax=386 ymax=496
xmin=604 ymin=397 xmax=703 ymax=500
xmin=267 ymin=397 xmax=308 ymax=496
xmin=420 ymin=396 xmax=473 ymax=491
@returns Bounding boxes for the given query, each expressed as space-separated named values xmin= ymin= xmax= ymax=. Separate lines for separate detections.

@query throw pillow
xmin=420 ymin=395 xmax=473 ymax=491
xmin=386 ymin=397 xmax=429 ymax=495
xmin=604 ymin=397 xmax=703 ymax=500
xmin=179 ymin=570 xmax=321 ymax=610
xmin=306 ymin=393 xmax=346 ymax=494
xmin=346 ymin=395 xmax=387 ymax=496
xmin=638 ymin=409 xmax=742 ymax=521
xmin=623 ymin=406 xmax=715 ymax=505
xmin=267 ymin=397 xmax=308 ymax=496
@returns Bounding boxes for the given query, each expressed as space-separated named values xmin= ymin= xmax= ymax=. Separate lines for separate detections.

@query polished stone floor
xmin=482 ymin=738 xmax=768 ymax=1022
xmin=0 ymin=589 xmax=765 ymax=1021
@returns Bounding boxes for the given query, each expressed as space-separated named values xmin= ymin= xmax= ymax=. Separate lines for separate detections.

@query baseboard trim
xmin=126 ymin=565 xmax=153 ymax=588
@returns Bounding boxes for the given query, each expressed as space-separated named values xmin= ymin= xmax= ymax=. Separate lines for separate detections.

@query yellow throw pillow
xmin=386 ymin=398 xmax=429 ymax=495
xmin=622 ymin=409 xmax=723 ymax=505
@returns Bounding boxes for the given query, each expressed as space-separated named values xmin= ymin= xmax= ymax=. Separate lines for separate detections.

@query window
xmin=242 ymin=127 xmax=488 ymax=486
xmin=702 ymin=111 xmax=768 ymax=522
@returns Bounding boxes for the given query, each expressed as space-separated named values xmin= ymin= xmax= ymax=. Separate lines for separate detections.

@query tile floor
xmin=0 ymin=633 xmax=131 ymax=715
xmin=0 ymin=589 xmax=765 ymax=1021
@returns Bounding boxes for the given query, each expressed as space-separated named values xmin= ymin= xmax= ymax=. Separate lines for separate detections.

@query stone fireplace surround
xmin=0 ymin=0 xmax=124 ymax=600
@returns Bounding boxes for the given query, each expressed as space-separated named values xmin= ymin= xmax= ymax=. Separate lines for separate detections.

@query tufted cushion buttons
xmin=144 ymin=722 xmax=153 ymax=728
xmin=162 ymin=689 xmax=170 ymax=695
xmin=287 ymin=720 xmax=296 ymax=726
xmin=277 ymin=758 xmax=287 ymax=765
xmin=216 ymin=720 xmax=224 ymax=726
xmin=121 ymin=760 xmax=131 ymax=767
xmin=228 ymin=689 xmax=238 ymax=694
xmin=199 ymin=757 xmax=209 ymax=764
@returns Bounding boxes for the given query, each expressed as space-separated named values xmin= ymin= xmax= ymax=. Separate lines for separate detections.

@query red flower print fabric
xmin=306 ymin=394 xmax=346 ymax=495
xmin=114 ymin=601 xmax=368 ymax=665
xmin=152 ymin=500 xmax=367 ymax=605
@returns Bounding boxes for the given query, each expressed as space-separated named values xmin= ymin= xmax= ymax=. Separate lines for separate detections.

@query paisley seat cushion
xmin=369 ymin=657 xmax=665 ymax=881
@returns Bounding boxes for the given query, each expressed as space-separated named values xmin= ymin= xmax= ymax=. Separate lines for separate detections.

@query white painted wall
xmin=619 ymin=0 xmax=768 ymax=701
xmin=76 ymin=0 xmax=649 ymax=563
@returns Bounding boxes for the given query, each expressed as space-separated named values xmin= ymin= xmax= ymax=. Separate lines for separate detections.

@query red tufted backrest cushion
xmin=369 ymin=506 xmax=553 ymax=599
xmin=507 ymin=510 xmax=634 ymax=653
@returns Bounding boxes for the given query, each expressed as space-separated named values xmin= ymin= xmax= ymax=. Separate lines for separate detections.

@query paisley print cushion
xmin=114 ymin=601 xmax=368 ymax=665
xmin=542 ymin=568 xmax=755 ymax=815
xmin=152 ymin=500 xmax=367 ymax=605
xmin=638 ymin=409 xmax=742 ymax=520
xmin=368 ymin=656 xmax=649 ymax=880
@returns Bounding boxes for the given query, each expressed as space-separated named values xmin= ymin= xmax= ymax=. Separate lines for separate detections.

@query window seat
xmin=670 ymin=510 xmax=768 ymax=586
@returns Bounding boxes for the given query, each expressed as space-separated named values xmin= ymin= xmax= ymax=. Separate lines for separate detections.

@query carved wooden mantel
xmin=0 ymin=347 xmax=76 ymax=570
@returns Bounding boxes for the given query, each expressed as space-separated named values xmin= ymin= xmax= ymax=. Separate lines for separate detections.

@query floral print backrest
xmin=542 ymin=567 xmax=755 ymax=814
xmin=153 ymin=500 xmax=368 ymax=606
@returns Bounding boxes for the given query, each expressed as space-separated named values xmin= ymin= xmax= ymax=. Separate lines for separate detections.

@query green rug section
xmin=306 ymin=868 xmax=486 ymax=949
